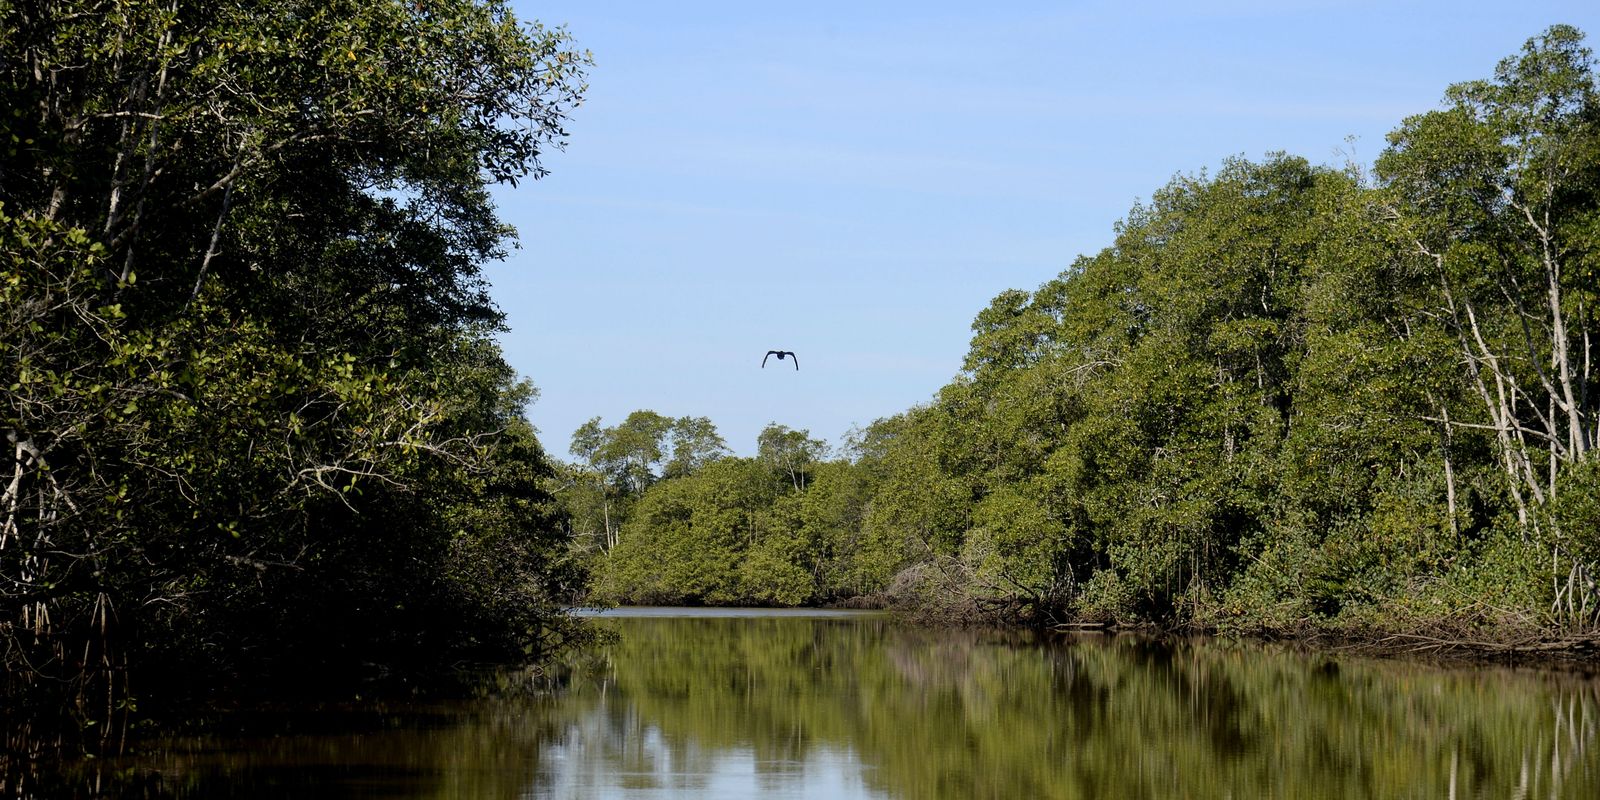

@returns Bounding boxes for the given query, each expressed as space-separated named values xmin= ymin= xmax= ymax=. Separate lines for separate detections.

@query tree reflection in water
xmin=14 ymin=613 xmax=1599 ymax=799
xmin=533 ymin=617 xmax=1598 ymax=799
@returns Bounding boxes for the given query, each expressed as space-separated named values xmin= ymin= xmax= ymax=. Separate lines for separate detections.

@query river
xmin=17 ymin=608 xmax=1600 ymax=798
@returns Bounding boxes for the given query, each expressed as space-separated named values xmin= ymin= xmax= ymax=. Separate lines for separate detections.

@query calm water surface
xmin=20 ymin=607 xmax=1600 ymax=798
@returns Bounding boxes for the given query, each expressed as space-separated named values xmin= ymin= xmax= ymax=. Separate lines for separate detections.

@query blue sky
xmin=491 ymin=1 xmax=1598 ymax=459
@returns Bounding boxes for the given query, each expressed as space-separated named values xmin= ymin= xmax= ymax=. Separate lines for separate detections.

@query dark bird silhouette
xmin=762 ymin=350 xmax=799 ymax=370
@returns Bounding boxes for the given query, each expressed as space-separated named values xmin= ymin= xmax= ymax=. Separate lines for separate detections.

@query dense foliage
xmin=2 ymin=0 xmax=590 ymax=732
xmin=574 ymin=27 xmax=1599 ymax=642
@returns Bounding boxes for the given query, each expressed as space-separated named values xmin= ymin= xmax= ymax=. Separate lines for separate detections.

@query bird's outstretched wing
xmin=788 ymin=352 xmax=799 ymax=370
xmin=762 ymin=351 xmax=776 ymax=368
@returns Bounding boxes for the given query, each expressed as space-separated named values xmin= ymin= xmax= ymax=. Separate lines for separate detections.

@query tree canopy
xmin=566 ymin=27 xmax=1600 ymax=640
xmin=2 ymin=0 xmax=591 ymax=734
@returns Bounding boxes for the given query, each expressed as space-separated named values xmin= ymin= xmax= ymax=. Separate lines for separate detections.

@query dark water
xmin=13 ymin=608 xmax=1600 ymax=798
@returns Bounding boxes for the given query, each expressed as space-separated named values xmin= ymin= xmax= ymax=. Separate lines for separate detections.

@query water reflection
xmin=15 ymin=613 xmax=1600 ymax=798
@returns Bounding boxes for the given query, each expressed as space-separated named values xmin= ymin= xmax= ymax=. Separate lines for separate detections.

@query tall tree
xmin=2 ymin=0 xmax=591 ymax=725
xmin=1377 ymin=24 xmax=1600 ymax=625
xmin=665 ymin=415 xmax=730 ymax=478
xmin=757 ymin=423 xmax=830 ymax=490
xmin=568 ymin=410 xmax=677 ymax=549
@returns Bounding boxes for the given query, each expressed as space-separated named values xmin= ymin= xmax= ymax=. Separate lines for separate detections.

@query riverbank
xmin=808 ymin=583 xmax=1600 ymax=668
xmin=599 ymin=588 xmax=1600 ymax=669
xmin=1046 ymin=618 xmax=1600 ymax=669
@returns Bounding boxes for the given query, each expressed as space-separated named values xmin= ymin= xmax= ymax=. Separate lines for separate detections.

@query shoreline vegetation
xmin=2 ymin=0 xmax=1598 ymax=765
xmin=604 ymin=599 xmax=1600 ymax=667
xmin=565 ymin=27 xmax=1600 ymax=666
xmin=2 ymin=0 xmax=595 ymax=757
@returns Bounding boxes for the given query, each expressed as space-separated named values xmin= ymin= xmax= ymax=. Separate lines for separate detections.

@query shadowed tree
xmin=2 ymin=0 xmax=592 ymax=731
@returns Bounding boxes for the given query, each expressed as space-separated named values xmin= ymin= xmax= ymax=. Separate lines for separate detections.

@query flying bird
xmin=762 ymin=350 xmax=799 ymax=370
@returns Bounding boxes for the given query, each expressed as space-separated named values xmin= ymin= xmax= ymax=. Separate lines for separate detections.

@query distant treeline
xmin=571 ymin=26 xmax=1600 ymax=640
xmin=2 ymin=0 xmax=591 ymax=737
